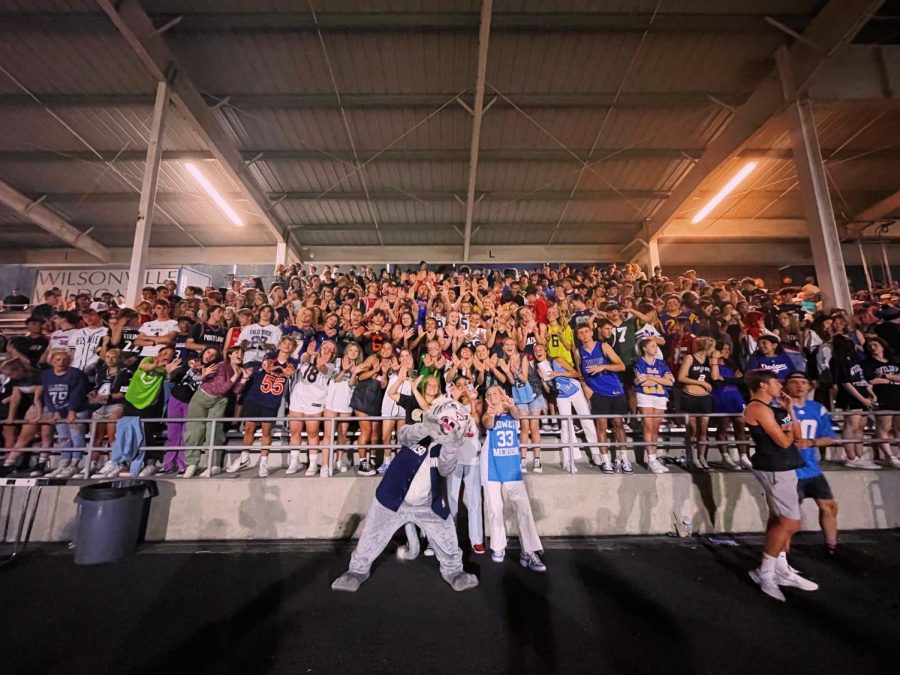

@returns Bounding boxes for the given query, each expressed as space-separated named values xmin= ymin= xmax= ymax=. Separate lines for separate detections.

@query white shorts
xmin=325 ymin=380 xmax=354 ymax=414
xmin=636 ymin=393 xmax=668 ymax=410
xmin=289 ymin=387 xmax=327 ymax=416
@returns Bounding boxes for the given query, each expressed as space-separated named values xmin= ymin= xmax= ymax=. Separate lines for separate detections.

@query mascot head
xmin=399 ymin=396 xmax=471 ymax=448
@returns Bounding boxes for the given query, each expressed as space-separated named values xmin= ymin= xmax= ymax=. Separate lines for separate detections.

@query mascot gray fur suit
xmin=332 ymin=397 xmax=479 ymax=593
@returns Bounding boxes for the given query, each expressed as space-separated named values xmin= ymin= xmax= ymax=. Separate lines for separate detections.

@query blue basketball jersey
xmin=486 ymin=414 xmax=523 ymax=483
xmin=794 ymin=400 xmax=835 ymax=479
xmin=579 ymin=342 xmax=623 ymax=397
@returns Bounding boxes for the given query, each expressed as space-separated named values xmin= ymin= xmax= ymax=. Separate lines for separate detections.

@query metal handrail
xmin=2 ymin=408 xmax=898 ymax=478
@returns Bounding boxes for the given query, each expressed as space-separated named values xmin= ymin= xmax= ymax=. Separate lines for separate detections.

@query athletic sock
xmin=760 ymin=553 xmax=777 ymax=575
xmin=775 ymin=552 xmax=790 ymax=574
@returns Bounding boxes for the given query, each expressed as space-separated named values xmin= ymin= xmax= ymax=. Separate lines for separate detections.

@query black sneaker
xmin=357 ymin=459 xmax=377 ymax=476
xmin=28 ymin=461 xmax=48 ymax=478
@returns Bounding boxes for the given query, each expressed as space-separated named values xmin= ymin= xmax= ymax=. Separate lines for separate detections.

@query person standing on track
xmin=784 ymin=372 xmax=840 ymax=555
xmin=744 ymin=369 xmax=819 ymax=602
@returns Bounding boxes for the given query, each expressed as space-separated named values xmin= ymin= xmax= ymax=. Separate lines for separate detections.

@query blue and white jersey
xmin=483 ymin=413 xmax=523 ymax=483
xmin=793 ymin=400 xmax=836 ymax=479
xmin=633 ymin=357 xmax=671 ymax=398
xmin=550 ymin=360 xmax=580 ymax=399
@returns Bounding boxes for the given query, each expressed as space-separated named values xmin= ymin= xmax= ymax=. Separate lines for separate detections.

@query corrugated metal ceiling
xmin=0 ymin=0 xmax=896 ymax=255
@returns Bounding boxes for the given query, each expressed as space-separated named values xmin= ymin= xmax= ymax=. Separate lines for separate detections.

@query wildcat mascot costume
xmin=331 ymin=397 xmax=479 ymax=592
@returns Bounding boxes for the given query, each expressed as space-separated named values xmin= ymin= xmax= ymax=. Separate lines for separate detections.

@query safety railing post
xmin=327 ymin=415 xmax=336 ymax=475
xmin=206 ymin=419 xmax=216 ymax=478
xmin=81 ymin=419 xmax=97 ymax=479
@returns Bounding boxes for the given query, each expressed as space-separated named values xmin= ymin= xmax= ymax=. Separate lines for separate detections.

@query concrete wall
xmin=5 ymin=468 xmax=899 ymax=543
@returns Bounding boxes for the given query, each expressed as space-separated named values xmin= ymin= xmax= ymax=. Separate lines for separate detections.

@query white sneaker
xmin=199 ymin=466 xmax=221 ymax=478
xmin=46 ymin=462 xmax=69 ymax=478
xmin=722 ymin=454 xmax=741 ymax=471
xmin=305 ymin=462 xmax=318 ymax=477
xmin=138 ymin=464 xmax=158 ymax=477
xmin=532 ymin=458 xmax=543 ymax=473
xmin=749 ymin=569 xmax=786 ymax=602
xmin=619 ymin=458 xmax=634 ymax=474
xmin=697 ymin=457 xmax=711 ymax=471
xmin=600 ymin=459 xmax=615 ymax=475
xmin=319 ymin=464 xmax=331 ymax=478
xmin=258 ymin=458 xmax=269 ymax=478
xmin=226 ymin=453 xmax=250 ymax=473
xmin=91 ymin=461 xmax=118 ymax=479
xmin=647 ymin=458 xmax=667 ymax=474
xmin=57 ymin=464 xmax=79 ymax=479
xmin=338 ymin=458 xmax=351 ymax=473
xmin=491 ymin=549 xmax=505 ymax=563
xmin=286 ymin=454 xmax=303 ymax=475
xmin=181 ymin=464 xmax=198 ymax=479
xmin=846 ymin=457 xmax=881 ymax=470
xmin=889 ymin=456 xmax=900 ymax=469
xmin=520 ymin=458 xmax=528 ymax=473
xmin=776 ymin=567 xmax=818 ymax=591
xmin=739 ymin=455 xmax=754 ymax=471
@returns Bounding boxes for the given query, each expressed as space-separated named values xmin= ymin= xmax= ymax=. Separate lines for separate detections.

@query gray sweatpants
xmin=349 ymin=500 xmax=465 ymax=582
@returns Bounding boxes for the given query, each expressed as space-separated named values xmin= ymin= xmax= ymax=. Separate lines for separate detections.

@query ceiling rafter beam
xmin=644 ymin=0 xmax=886 ymax=241
xmin=462 ymin=0 xmax=493 ymax=263
xmin=0 ymin=179 xmax=110 ymax=261
xmin=95 ymin=0 xmax=287 ymax=247
xmin=30 ymin=188 xmax=893 ymax=205
xmin=0 ymin=92 xmax=751 ymax=109
xmin=0 ymin=12 xmax=813 ymax=32
xmin=6 ymin=146 xmax=900 ymax=165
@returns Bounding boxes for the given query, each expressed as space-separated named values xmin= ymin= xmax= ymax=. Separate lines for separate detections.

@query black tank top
xmin=746 ymin=400 xmax=804 ymax=471
xmin=687 ymin=354 xmax=711 ymax=384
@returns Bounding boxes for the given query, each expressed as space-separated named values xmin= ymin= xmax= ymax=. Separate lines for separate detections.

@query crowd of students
xmin=0 ymin=262 xmax=898 ymax=485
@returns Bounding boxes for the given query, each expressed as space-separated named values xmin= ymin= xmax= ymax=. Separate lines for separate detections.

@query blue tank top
xmin=487 ymin=414 xmax=523 ymax=483
xmin=551 ymin=360 xmax=580 ymax=398
xmin=579 ymin=342 xmax=624 ymax=397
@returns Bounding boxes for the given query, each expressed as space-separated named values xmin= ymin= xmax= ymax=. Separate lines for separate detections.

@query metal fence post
xmin=205 ymin=419 xmax=216 ymax=477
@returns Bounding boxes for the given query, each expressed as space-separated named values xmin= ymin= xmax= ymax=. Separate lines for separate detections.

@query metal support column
xmin=858 ymin=238 xmax=874 ymax=293
xmin=778 ymin=49 xmax=852 ymax=311
xmin=275 ymin=240 xmax=288 ymax=267
xmin=647 ymin=239 xmax=661 ymax=272
xmin=125 ymin=81 xmax=169 ymax=307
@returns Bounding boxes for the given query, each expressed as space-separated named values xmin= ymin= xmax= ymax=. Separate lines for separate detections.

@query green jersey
xmin=609 ymin=316 xmax=639 ymax=365
xmin=124 ymin=357 xmax=166 ymax=410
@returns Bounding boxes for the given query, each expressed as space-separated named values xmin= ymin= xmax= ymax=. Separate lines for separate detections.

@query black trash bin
xmin=73 ymin=480 xmax=158 ymax=565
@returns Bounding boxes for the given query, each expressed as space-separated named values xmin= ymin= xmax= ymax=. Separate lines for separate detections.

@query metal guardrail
xmin=2 ymin=409 xmax=898 ymax=478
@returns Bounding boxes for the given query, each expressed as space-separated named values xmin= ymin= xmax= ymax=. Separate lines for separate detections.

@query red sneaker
xmin=472 ymin=544 xmax=486 ymax=554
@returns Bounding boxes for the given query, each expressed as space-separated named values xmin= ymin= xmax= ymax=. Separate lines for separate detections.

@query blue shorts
xmin=517 ymin=394 xmax=547 ymax=414
xmin=713 ymin=390 xmax=745 ymax=415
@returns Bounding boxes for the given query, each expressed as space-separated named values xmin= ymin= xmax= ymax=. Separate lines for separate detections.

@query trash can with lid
xmin=73 ymin=479 xmax=158 ymax=565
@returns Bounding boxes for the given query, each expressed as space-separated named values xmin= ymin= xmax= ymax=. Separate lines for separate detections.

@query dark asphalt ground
xmin=2 ymin=530 xmax=899 ymax=675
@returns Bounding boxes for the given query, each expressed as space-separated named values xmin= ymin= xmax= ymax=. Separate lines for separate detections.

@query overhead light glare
xmin=690 ymin=161 xmax=757 ymax=224
xmin=185 ymin=162 xmax=244 ymax=227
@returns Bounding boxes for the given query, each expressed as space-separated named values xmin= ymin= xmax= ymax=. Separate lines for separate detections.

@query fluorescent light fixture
xmin=690 ymin=161 xmax=757 ymax=224
xmin=185 ymin=162 xmax=244 ymax=227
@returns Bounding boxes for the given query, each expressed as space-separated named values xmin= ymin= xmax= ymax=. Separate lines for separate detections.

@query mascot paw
xmin=331 ymin=572 xmax=368 ymax=592
xmin=448 ymin=572 xmax=479 ymax=592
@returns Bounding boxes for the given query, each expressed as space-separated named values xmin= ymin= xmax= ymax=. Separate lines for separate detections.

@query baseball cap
xmin=757 ymin=334 xmax=780 ymax=344
xmin=90 ymin=301 xmax=109 ymax=312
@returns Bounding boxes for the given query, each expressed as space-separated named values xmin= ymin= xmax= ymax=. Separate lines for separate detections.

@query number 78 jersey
xmin=483 ymin=413 xmax=523 ymax=483
xmin=243 ymin=357 xmax=298 ymax=409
